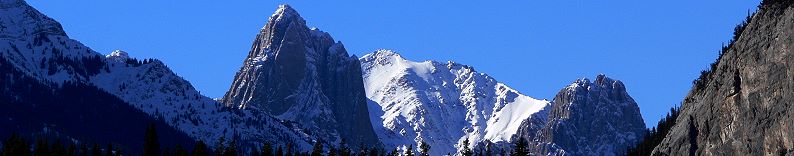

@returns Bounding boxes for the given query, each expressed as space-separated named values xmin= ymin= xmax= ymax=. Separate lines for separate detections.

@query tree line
xmin=1 ymin=123 xmax=559 ymax=156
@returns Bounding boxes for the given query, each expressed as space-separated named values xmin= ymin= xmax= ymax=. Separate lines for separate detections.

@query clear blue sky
xmin=29 ymin=1 xmax=761 ymax=127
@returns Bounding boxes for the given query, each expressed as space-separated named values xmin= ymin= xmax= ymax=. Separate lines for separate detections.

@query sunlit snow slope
xmin=360 ymin=50 xmax=548 ymax=155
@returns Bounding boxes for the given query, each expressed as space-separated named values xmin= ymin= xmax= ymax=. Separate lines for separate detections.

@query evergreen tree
xmin=223 ymin=138 xmax=238 ymax=156
xmin=338 ymin=140 xmax=351 ymax=156
xmin=419 ymin=141 xmax=431 ymax=156
xmin=91 ymin=144 xmax=102 ymax=156
xmin=2 ymin=134 xmax=31 ymax=156
xmin=285 ymin=143 xmax=292 ymax=156
xmin=511 ymin=137 xmax=529 ymax=156
xmin=105 ymin=143 xmax=114 ymax=156
xmin=251 ymin=148 xmax=260 ymax=156
xmin=275 ymin=146 xmax=284 ymax=156
xmin=214 ymin=136 xmax=227 ymax=156
xmin=174 ymin=144 xmax=188 ymax=156
xmin=80 ymin=143 xmax=89 ymax=156
xmin=484 ymin=142 xmax=493 ymax=156
xmin=144 ymin=123 xmax=161 ymax=156
xmin=191 ymin=141 xmax=209 ymax=156
xmin=311 ymin=141 xmax=323 ymax=156
xmin=327 ymin=147 xmax=337 ymax=156
xmin=460 ymin=138 xmax=473 ymax=156
xmin=261 ymin=143 xmax=274 ymax=156
xmin=52 ymin=141 xmax=67 ymax=156
xmin=67 ymin=144 xmax=77 ymax=156
xmin=34 ymin=138 xmax=50 ymax=156
xmin=405 ymin=145 xmax=414 ymax=156
xmin=388 ymin=148 xmax=398 ymax=156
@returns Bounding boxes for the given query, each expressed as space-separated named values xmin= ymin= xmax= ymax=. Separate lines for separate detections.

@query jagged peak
xmin=568 ymin=74 xmax=624 ymax=91
xmin=263 ymin=4 xmax=305 ymax=29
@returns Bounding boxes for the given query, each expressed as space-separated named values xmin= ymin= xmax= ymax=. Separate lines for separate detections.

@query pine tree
xmin=80 ymin=143 xmax=89 ymax=156
xmin=105 ymin=143 xmax=114 ymax=156
xmin=460 ymin=138 xmax=473 ymax=156
xmin=284 ymin=143 xmax=292 ymax=156
xmin=52 ymin=141 xmax=67 ymax=156
xmin=261 ymin=143 xmax=274 ymax=156
xmin=511 ymin=137 xmax=529 ymax=156
xmin=338 ymin=140 xmax=351 ymax=156
xmin=311 ymin=141 xmax=323 ymax=156
xmin=419 ymin=141 xmax=431 ymax=156
xmin=388 ymin=148 xmax=398 ymax=156
xmin=34 ymin=138 xmax=50 ymax=156
xmin=174 ymin=144 xmax=188 ymax=156
xmin=223 ymin=138 xmax=238 ymax=156
xmin=192 ymin=141 xmax=209 ymax=156
xmin=484 ymin=142 xmax=493 ymax=156
xmin=275 ymin=146 xmax=284 ymax=156
xmin=405 ymin=145 xmax=414 ymax=156
xmin=144 ymin=123 xmax=161 ymax=156
xmin=327 ymin=147 xmax=337 ymax=156
xmin=91 ymin=144 xmax=102 ymax=156
xmin=2 ymin=134 xmax=31 ymax=156
xmin=67 ymin=143 xmax=77 ymax=156
xmin=214 ymin=136 xmax=227 ymax=156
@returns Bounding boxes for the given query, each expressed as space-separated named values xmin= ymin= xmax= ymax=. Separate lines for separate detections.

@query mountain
xmin=0 ymin=0 xmax=315 ymax=151
xmin=652 ymin=1 xmax=794 ymax=155
xmin=0 ymin=0 xmax=193 ymax=151
xmin=513 ymin=75 xmax=646 ymax=155
xmin=360 ymin=50 xmax=549 ymax=155
xmin=221 ymin=5 xmax=380 ymax=147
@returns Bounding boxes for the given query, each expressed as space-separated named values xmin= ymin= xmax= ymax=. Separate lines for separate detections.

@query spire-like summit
xmin=266 ymin=4 xmax=304 ymax=27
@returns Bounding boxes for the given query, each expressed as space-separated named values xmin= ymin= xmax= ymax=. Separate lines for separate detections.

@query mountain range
xmin=5 ymin=0 xmax=792 ymax=155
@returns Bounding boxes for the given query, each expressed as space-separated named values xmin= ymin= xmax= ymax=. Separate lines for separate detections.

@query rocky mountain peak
xmin=222 ymin=4 xmax=379 ymax=147
xmin=512 ymin=74 xmax=645 ymax=155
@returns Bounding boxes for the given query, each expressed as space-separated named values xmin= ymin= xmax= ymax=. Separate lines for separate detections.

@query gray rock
xmin=513 ymin=75 xmax=646 ymax=155
xmin=221 ymin=5 xmax=379 ymax=146
xmin=652 ymin=2 xmax=794 ymax=155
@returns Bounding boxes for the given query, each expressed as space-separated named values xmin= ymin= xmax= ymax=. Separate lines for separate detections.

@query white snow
xmin=360 ymin=49 xmax=549 ymax=155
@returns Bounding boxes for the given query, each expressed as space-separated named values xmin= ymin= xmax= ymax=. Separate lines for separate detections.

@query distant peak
xmin=568 ymin=74 xmax=626 ymax=93
xmin=363 ymin=49 xmax=404 ymax=60
xmin=274 ymin=4 xmax=297 ymax=16
xmin=267 ymin=4 xmax=303 ymax=24
xmin=106 ymin=50 xmax=130 ymax=62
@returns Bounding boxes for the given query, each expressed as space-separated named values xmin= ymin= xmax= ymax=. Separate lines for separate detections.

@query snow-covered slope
xmin=360 ymin=50 xmax=549 ymax=155
xmin=0 ymin=0 xmax=314 ymax=151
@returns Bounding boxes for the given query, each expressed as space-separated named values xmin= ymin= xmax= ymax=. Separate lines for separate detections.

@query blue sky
xmin=29 ymin=1 xmax=761 ymax=127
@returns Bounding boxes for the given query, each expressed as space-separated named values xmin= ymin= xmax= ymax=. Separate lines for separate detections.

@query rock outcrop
xmin=653 ymin=1 xmax=794 ymax=155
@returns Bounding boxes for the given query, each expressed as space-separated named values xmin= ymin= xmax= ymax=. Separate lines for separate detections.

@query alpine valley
xmin=2 ymin=0 xmax=792 ymax=155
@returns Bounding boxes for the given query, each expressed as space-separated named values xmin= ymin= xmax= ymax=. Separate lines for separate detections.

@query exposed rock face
xmin=653 ymin=2 xmax=794 ymax=155
xmin=222 ymin=5 xmax=379 ymax=146
xmin=513 ymin=75 xmax=646 ymax=155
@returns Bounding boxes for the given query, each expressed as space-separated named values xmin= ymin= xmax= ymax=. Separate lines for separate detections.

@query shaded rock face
xmin=222 ymin=5 xmax=379 ymax=145
xmin=514 ymin=75 xmax=646 ymax=155
xmin=653 ymin=2 xmax=794 ymax=155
